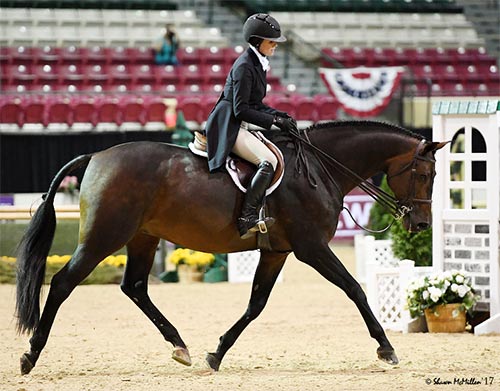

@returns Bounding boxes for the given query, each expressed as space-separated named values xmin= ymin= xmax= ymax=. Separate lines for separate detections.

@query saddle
xmin=189 ymin=131 xmax=285 ymax=196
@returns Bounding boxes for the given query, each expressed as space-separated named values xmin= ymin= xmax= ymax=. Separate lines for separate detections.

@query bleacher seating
xmin=273 ymin=11 xmax=484 ymax=48
xmin=0 ymin=8 xmax=228 ymax=48
xmin=321 ymin=46 xmax=499 ymax=96
xmin=242 ymin=0 xmax=462 ymax=13
xmin=1 ymin=2 xmax=498 ymax=131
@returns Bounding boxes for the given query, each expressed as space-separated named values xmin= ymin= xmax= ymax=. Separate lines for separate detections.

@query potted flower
xmin=406 ymin=271 xmax=479 ymax=333
xmin=167 ymin=248 xmax=215 ymax=283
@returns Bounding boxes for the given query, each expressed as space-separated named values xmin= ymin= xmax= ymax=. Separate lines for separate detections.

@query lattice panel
xmin=227 ymin=251 xmax=284 ymax=283
xmin=372 ymin=240 xmax=399 ymax=267
xmin=376 ymin=274 xmax=402 ymax=325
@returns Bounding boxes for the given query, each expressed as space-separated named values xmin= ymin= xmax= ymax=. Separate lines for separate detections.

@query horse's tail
xmin=15 ymin=154 xmax=93 ymax=335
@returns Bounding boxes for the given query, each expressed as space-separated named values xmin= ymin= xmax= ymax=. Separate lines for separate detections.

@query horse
xmin=15 ymin=120 xmax=447 ymax=375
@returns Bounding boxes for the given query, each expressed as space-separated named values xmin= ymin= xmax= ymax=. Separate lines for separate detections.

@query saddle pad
xmin=188 ymin=131 xmax=285 ymax=196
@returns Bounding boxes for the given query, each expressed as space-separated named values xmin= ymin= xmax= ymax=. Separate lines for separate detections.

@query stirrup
xmin=238 ymin=216 xmax=275 ymax=240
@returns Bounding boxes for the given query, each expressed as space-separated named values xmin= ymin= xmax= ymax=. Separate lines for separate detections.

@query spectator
xmin=154 ymin=24 xmax=180 ymax=65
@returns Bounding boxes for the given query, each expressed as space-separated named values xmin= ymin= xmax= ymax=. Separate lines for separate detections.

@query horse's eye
xmin=420 ymin=174 xmax=428 ymax=181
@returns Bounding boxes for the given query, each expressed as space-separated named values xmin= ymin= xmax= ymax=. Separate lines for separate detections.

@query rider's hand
xmin=273 ymin=115 xmax=298 ymax=133
xmin=276 ymin=111 xmax=297 ymax=126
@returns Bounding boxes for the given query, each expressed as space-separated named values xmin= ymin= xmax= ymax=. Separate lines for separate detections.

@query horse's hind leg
xmin=206 ymin=251 xmax=288 ymax=371
xmin=121 ymin=233 xmax=191 ymax=366
xmin=20 ymin=245 xmax=106 ymax=375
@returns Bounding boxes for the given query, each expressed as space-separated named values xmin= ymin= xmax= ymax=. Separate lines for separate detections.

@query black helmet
xmin=243 ymin=13 xmax=286 ymax=43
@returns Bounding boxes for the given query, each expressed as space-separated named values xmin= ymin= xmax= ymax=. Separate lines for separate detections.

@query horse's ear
xmin=422 ymin=141 xmax=450 ymax=155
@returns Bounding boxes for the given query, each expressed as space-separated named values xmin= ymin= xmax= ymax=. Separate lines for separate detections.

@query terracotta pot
xmin=424 ymin=303 xmax=466 ymax=333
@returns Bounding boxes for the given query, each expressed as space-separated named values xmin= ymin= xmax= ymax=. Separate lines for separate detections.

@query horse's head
xmin=386 ymin=140 xmax=448 ymax=233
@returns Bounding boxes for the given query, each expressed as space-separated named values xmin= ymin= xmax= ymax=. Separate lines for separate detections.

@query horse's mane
xmin=305 ymin=120 xmax=425 ymax=141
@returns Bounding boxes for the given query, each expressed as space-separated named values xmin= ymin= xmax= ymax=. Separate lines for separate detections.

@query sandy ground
xmin=1 ymin=244 xmax=499 ymax=391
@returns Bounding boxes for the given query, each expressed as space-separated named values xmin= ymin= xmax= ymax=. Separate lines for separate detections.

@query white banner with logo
xmin=319 ymin=66 xmax=405 ymax=117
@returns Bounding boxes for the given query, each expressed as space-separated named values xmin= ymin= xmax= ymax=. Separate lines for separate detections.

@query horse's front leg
xmin=206 ymin=251 xmax=288 ymax=371
xmin=293 ymin=241 xmax=399 ymax=365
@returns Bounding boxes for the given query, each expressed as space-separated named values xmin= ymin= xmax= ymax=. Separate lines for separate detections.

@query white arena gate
xmin=432 ymin=100 xmax=500 ymax=335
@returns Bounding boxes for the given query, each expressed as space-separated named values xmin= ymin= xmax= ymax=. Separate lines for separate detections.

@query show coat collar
xmin=248 ymin=45 xmax=270 ymax=72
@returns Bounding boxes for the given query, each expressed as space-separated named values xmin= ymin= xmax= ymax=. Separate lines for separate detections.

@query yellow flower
xmin=167 ymin=248 xmax=214 ymax=267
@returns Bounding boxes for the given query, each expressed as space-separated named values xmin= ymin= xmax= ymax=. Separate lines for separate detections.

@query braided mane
xmin=305 ymin=120 xmax=425 ymax=141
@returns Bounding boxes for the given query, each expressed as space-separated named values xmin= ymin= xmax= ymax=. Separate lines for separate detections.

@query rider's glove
xmin=273 ymin=115 xmax=298 ymax=133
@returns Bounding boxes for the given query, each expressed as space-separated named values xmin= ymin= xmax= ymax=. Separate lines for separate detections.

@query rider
xmin=205 ymin=13 xmax=298 ymax=239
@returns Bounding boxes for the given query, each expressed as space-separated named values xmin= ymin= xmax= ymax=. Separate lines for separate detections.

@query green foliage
xmin=367 ymin=175 xmax=433 ymax=266
xmin=390 ymin=221 xmax=432 ymax=266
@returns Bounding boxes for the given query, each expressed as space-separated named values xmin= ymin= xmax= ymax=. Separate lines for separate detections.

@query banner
xmin=319 ymin=66 xmax=405 ymax=117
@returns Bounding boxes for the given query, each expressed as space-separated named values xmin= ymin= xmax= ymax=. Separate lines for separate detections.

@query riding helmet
xmin=243 ymin=13 xmax=286 ymax=43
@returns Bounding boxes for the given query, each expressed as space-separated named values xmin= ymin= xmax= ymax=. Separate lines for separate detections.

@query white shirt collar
xmin=249 ymin=45 xmax=270 ymax=72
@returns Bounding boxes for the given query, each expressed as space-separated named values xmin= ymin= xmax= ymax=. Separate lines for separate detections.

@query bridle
xmin=288 ymin=128 xmax=435 ymax=232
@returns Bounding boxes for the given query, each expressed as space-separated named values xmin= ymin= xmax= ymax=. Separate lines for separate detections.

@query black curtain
xmin=0 ymin=132 xmax=173 ymax=193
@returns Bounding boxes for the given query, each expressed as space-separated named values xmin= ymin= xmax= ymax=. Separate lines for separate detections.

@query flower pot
xmin=177 ymin=264 xmax=204 ymax=283
xmin=424 ymin=303 xmax=466 ymax=333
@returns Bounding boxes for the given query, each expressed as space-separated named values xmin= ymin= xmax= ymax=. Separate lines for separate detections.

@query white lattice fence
xmin=357 ymin=235 xmax=435 ymax=332
xmin=227 ymin=250 xmax=284 ymax=283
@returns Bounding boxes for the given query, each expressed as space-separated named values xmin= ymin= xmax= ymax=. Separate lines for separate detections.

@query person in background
xmin=154 ymin=24 xmax=179 ymax=65
xmin=204 ymin=13 xmax=298 ymax=239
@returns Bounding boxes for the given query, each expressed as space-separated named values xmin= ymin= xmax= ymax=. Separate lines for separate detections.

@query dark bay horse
xmin=15 ymin=120 xmax=446 ymax=375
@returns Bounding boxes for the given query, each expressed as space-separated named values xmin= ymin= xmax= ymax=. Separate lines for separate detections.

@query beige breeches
xmin=231 ymin=123 xmax=278 ymax=170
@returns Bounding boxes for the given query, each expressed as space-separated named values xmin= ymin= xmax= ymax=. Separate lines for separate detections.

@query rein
xmin=287 ymin=128 xmax=431 ymax=231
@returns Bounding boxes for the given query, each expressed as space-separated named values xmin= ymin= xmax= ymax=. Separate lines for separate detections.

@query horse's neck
xmin=312 ymin=128 xmax=418 ymax=193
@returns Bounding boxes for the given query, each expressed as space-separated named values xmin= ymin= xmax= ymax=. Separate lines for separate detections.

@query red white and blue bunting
xmin=319 ymin=66 xmax=405 ymax=117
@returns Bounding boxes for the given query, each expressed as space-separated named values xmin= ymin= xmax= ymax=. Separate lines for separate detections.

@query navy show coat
xmin=204 ymin=47 xmax=279 ymax=172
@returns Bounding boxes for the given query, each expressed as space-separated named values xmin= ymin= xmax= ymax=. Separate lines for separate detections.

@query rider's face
xmin=259 ymin=40 xmax=278 ymax=56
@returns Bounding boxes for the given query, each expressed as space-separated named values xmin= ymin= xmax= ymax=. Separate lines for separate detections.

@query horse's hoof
xmin=205 ymin=352 xmax=221 ymax=371
xmin=172 ymin=347 xmax=192 ymax=366
xmin=20 ymin=353 xmax=34 ymax=375
xmin=377 ymin=347 xmax=399 ymax=365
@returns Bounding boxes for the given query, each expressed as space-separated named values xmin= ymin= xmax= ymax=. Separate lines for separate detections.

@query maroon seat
xmin=179 ymin=64 xmax=204 ymax=86
xmin=11 ymin=46 xmax=35 ymax=65
xmin=83 ymin=64 xmax=108 ymax=88
xmin=4 ymin=64 xmax=35 ymax=87
xmin=202 ymin=64 xmax=226 ymax=85
xmin=0 ymin=47 xmax=13 ymax=65
xmin=154 ymin=64 xmax=181 ymax=85
xmin=144 ymin=97 xmax=166 ymax=123
xmin=59 ymin=46 xmax=87 ymax=64
xmin=119 ymin=96 xmax=147 ymax=126
xmin=34 ymin=46 xmax=60 ymax=65
xmin=47 ymin=98 xmax=74 ymax=127
xmin=0 ymin=98 xmax=24 ymax=127
xmin=23 ymin=99 xmax=47 ymax=127
xmin=59 ymin=64 xmax=85 ymax=87
xmin=294 ymin=95 xmax=318 ymax=122
xmin=131 ymin=64 xmax=156 ymax=85
xmin=127 ymin=47 xmax=154 ymax=65
xmin=177 ymin=47 xmax=202 ymax=65
xmin=72 ymin=97 xmax=98 ymax=127
xmin=97 ymin=97 xmax=122 ymax=125
xmin=107 ymin=46 xmax=130 ymax=64
xmin=198 ymin=47 xmax=226 ymax=65
xmin=85 ymin=46 xmax=108 ymax=65
xmin=314 ymin=94 xmax=339 ymax=120
xmin=33 ymin=64 xmax=59 ymax=86
xmin=178 ymin=96 xmax=203 ymax=123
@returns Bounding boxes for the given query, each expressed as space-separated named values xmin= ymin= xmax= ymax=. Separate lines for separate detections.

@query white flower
xmin=428 ymin=286 xmax=442 ymax=302
xmin=451 ymin=283 xmax=459 ymax=293
xmin=422 ymin=290 xmax=430 ymax=300
xmin=457 ymin=284 xmax=470 ymax=298
xmin=455 ymin=274 xmax=465 ymax=284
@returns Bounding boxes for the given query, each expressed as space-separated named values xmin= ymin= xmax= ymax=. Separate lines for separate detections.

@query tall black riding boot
xmin=237 ymin=161 xmax=275 ymax=239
